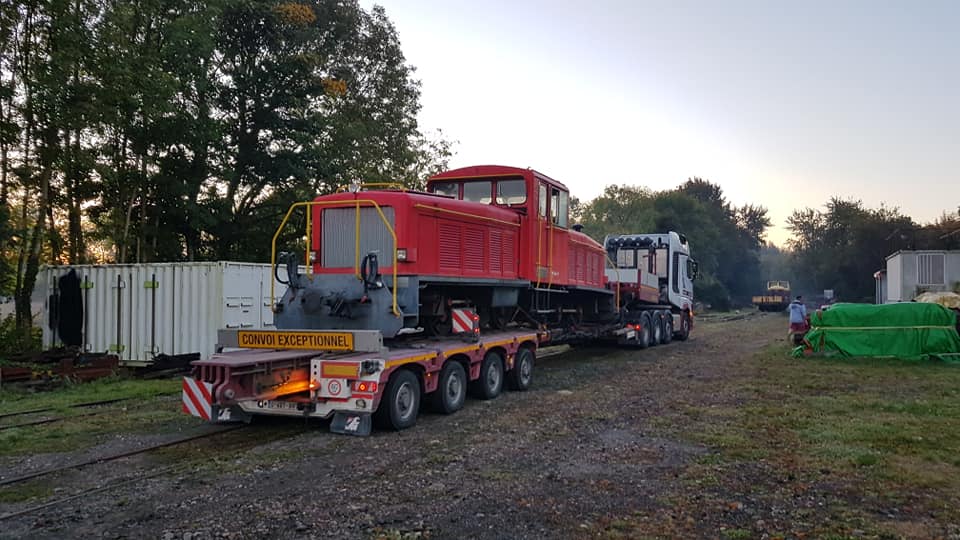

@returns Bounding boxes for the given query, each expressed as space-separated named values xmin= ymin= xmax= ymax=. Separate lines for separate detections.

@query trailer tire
xmin=650 ymin=312 xmax=663 ymax=346
xmin=472 ymin=351 xmax=504 ymax=400
xmin=661 ymin=312 xmax=673 ymax=344
xmin=675 ymin=311 xmax=691 ymax=341
xmin=637 ymin=312 xmax=652 ymax=349
xmin=375 ymin=369 xmax=421 ymax=430
xmin=507 ymin=347 xmax=534 ymax=391
xmin=430 ymin=361 xmax=467 ymax=414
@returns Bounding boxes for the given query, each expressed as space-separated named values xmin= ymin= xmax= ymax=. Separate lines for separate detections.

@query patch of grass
xmin=0 ymin=395 xmax=190 ymax=456
xmin=679 ymin=341 xmax=960 ymax=519
xmin=0 ymin=377 xmax=180 ymax=414
xmin=0 ymin=480 xmax=52 ymax=503
xmin=720 ymin=529 xmax=752 ymax=540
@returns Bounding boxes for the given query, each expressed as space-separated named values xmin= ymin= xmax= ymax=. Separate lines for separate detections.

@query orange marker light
xmin=353 ymin=381 xmax=378 ymax=393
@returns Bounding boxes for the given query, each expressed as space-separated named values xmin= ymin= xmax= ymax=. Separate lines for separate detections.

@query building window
xmin=918 ymin=253 xmax=945 ymax=285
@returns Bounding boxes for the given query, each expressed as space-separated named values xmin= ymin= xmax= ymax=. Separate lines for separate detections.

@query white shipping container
xmin=38 ymin=262 xmax=296 ymax=364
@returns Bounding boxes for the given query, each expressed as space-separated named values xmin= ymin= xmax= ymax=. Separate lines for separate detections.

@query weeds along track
xmin=0 ymin=394 xmax=181 ymax=431
xmin=0 ymin=398 xmax=134 ymax=420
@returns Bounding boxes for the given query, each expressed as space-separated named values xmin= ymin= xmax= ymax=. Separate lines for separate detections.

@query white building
xmin=875 ymin=250 xmax=960 ymax=303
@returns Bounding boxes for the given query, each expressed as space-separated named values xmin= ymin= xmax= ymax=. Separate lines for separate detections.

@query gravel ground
xmin=1 ymin=314 xmax=882 ymax=539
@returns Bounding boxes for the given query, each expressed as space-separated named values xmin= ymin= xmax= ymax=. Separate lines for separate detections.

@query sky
xmin=360 ymin=0 xmax=959 ymax=245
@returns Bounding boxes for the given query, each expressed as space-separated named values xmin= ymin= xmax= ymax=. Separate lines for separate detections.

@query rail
xmin=270 ymin=199 xmax=401 ymax=318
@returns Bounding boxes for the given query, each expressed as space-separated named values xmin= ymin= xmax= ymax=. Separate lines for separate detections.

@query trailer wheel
xmin=507 ymin=347 xmax=534 ymax=391
xmin=430 ymin=361 xmax=467 ymax=414
xmin=637 ymin=312 xmax=652 ymax=349
xmin=661 ymin=312 xmax=673 ymax=344
xmin=375 ymin=369 xmax=421 ymax=430
xmin=650 ymin=312 xmax=663 ymax=345
xmin=675 ymin=311 xmax=691 ymax=341
xmin=472 ymin=351 xmax=504 ymax=400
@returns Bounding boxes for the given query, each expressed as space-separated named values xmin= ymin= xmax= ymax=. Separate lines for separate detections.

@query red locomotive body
xmin=273 ymin=165 xmax=614 ymax=337
xmin=425 ymin=165 xmax=607 ymax=291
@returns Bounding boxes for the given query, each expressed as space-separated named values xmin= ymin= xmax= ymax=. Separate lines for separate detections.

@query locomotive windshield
xmin=463 ymin=181 xmax=493 ymax=203
xmin=495 ymin=179 xmax=527 ymax=205
xmin=428 ymin=177 xmax=527 ymax=207
xmin=431 ymin=182 xmax=458 ymax=198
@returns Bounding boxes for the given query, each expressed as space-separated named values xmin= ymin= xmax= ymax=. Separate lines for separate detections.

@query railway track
xmin=0 ymin=422 xmax=308 ymax=521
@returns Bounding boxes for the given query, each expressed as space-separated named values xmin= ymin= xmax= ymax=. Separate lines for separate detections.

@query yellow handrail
xmin=304 ymin=203 xmax=312 ymax=274
xmin=270 ymin=199 xmax=400 ymax=318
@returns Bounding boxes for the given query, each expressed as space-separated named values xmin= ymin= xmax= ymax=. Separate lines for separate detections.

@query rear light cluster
xmin=353 ymin=381 xmax=378 ymax=393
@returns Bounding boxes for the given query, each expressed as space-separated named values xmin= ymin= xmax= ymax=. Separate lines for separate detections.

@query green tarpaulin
xmin=796 ymin=302 xmax=960 ymax=360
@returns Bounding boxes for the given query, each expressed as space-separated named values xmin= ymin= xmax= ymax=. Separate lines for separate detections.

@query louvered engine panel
xmin=489 ymin=229 xmax=503 ymax=275
xmin=439 ymin=222 xmax=461 ymax=271
xmin=503 ymin=230 xmax=517 ymax=277
xmin=576 ymin=247 xmax=586 ymax=283
xmin=464 ymin=227 xmax=485 ymax=273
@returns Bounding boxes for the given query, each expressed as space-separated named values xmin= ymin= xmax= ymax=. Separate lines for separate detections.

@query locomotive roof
xmin=428 ymin=165 xmax=570 ymax=192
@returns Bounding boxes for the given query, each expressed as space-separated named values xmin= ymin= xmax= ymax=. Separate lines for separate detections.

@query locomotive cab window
xmin=538 ymin=184 xmax=548 ymax=217
xmin=550 ymin=188 xmax=569 ymax=228
xmin=430 ymin=181 xmax=458 ymax=198
xmin=616 ymin=249 xmax=636 ymax=268
xmin=463 ymin=181 xmax=493 ymax=204
xmin=495 ymin=179 xmax=526 ymax=205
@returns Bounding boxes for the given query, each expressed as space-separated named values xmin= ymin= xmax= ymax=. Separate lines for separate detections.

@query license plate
xmin=257 ymin=400 xmax=299 ymax=411
xmin=626 ymin=330 xmax=636 ymax=339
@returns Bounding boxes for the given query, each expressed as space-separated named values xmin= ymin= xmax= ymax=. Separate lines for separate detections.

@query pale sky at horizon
xmin=362 ymin=0 xmax=959 ymax=245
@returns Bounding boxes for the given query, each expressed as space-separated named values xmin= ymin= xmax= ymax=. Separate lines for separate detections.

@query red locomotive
xmin=274 ymin=165 xmax=615 ymax=337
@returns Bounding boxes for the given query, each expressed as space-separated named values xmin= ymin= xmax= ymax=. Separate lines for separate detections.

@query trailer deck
xmin=182 ymin=328 xmax=545 ymax=435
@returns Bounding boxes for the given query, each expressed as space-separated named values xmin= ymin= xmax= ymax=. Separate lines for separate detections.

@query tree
xmin=578 ymin=178 xmax=770 ymax=310
xmin=0 ymin=0 xmax=452 ymax=343
xmin=787 ymin=198 xmax=915 ymax=302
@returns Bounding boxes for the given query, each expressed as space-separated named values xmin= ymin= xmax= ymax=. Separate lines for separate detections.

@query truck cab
xmin=604 ymin=231 xmax=697 ymax=313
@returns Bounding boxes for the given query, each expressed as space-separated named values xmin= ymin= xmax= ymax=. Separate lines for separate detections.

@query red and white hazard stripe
xmin=182 ymin=377 xmax=214 ymax=421
xmin=451 ymin=308 xmax=478 ymax=334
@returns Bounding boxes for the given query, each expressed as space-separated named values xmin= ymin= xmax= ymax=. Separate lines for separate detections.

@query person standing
xmin=788 ymin=295 xmax=808 ymax=337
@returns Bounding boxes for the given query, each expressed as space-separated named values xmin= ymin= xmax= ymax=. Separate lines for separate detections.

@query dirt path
xmin=0 ymin=314 xmax=818 ymax=539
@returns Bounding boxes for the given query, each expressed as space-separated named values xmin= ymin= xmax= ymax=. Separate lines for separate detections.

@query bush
xmin=696 ymin=275 xmax=732 ymax=312
xmin=0 ymin=315 xmax=41 ymax=361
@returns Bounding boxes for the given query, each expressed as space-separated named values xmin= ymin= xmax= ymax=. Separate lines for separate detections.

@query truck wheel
xmin=471 ymin=351 xmax=504 ymax=400
xmin=650 ymin=312 xmax=663 ymax=346
xmin=661 ymin=312 xmax=673 ymax=344
xmin=675 ymin=311 xmax=691 ymax=341
xmin=507 ymin=347 xmax=534 ymax=391
xmin=637 ymin=313 xmax=652 ymax=349
xmin=430 ymin=361 xmax=467 ymax=414
xmin=375 ymin=369 xmax=420 ymax=430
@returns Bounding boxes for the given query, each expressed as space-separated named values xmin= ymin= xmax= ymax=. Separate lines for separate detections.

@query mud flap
xmin=330 ymin=412 xmax=372 ymax=436
xmin=212 ymin=405 xmax=253 ymax=424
